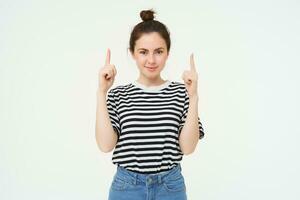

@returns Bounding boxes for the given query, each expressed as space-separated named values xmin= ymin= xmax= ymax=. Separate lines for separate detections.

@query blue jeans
xmin=108 ymin=164 xmax=187 ymax=200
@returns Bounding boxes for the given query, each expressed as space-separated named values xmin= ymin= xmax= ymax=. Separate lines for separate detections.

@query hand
xmin=181 ymin=53 xmax=198 ymax=97
xmin=98 ymin=48 xmax=117 ymax=93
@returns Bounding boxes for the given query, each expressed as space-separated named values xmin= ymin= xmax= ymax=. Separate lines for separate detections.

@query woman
xmin=95 ymin=9 xmax=205 ymax=200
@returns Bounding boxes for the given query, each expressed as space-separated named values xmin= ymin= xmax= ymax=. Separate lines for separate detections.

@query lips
xmin=145 ymin=66 xmax=158 ymax=69
xmin=145 ymin=66 xmax=157 ymax=72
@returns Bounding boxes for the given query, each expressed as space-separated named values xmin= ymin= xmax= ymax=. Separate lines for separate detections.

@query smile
xmin=145 ymin=66 xmax=158 ymax=71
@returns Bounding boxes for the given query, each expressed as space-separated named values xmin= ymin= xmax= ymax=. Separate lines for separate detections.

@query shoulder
xmin=170 ymin=81 xmax=187 ymax=93
xmin=172 ymin=81 xmax=185 ymax=88
xmin=108 ymin=83 xmax=134 ymax=94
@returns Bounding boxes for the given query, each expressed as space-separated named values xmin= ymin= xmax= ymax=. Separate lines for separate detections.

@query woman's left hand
xmin=181 ymin=54 xmax=198 ymax=97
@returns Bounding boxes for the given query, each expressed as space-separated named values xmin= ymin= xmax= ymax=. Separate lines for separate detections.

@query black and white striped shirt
xmin=106 ymin=80 xmax=204 ymax=174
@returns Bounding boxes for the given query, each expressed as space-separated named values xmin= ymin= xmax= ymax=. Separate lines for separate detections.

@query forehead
xmin=135 ymin=32 xmax=167 ymax=50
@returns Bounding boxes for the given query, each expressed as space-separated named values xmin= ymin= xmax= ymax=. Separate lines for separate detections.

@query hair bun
xmin=140 ymin=9 xmax=155 ymax=22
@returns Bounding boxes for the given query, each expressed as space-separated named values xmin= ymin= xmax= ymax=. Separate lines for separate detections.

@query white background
xmin=1 ymin=0 xmax=299 ymax=199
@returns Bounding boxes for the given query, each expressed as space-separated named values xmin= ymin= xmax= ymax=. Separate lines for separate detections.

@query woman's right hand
xmin=98 ymin=49 xmax=117 ymax=94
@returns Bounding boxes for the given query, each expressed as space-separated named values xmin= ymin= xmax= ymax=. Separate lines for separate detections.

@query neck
xmin=136 ymin=76 xmax=167 ymax=87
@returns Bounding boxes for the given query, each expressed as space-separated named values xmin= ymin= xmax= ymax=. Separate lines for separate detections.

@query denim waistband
xmin=114 ymin=164 xmax=182 ymax=186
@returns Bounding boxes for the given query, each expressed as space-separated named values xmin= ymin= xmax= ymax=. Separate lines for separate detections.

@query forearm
xmin=179 ymin=95 xmax=200 ymax=155
xmin=95 ymin=89 xmax=118 ymax=153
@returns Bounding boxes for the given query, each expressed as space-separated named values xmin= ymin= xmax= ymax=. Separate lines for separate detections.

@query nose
xmin=147 ymin=53 xmax=155 ymax=65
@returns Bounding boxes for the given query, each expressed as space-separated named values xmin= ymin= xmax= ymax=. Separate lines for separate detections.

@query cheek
xmin=158 ymin=55 xmax=168 ymax=64
xmin=136 ymin=57 xmax=146 ymax=66
xmin=136 ymin=59 xmax=145 ymax=67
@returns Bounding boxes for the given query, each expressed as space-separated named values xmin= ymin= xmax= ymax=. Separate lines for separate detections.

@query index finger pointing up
xmin=105 ymin=48 xmax=111 ymax=65
xmin=190 ymin=53 xmax=196 ymax=72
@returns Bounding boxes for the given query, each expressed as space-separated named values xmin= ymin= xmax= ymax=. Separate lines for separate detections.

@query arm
xmin=95 ymin=89 xmax=118 ymax=153
xmin=178 ymin=95 xmax=200 ymax=155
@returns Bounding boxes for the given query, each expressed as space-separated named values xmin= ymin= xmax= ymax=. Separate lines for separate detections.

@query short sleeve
xmin=178 ymin=89 xmax=205 ymax=139
xmin=106 ymin=89 xmax=121 ymax=138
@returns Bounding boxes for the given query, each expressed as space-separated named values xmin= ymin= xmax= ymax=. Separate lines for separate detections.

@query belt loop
xmin=133 ymin=174 xmax=137 ymax=185
xmin=158 ymin=175 xmax=162 ymax=184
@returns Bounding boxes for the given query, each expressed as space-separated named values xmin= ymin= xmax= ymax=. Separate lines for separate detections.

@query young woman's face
xmin=131 ymin=32 xmax=169 ymax=80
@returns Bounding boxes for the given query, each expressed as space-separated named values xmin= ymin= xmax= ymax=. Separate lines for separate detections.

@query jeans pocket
xmin=163 ymin=174 xmax=186 ymax=192
xmin=110 ymin=176 xmax=127 ymax=191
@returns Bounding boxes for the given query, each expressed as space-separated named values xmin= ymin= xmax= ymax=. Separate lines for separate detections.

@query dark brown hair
xmin=129 ymin=9 xmax=171 ymax=53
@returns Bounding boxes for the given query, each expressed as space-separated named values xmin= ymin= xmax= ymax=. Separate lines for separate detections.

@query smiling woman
xmin=131 ymin=32 xmax=169 ymax=81
xmin=95 ymin=9 xmax=205 ymax=200
xmin=129 ymin=9 xmax=171 ymax=86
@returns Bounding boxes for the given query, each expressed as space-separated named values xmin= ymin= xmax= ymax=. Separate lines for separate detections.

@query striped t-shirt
xmin=106 ymin=80 xmax=205 ymax=174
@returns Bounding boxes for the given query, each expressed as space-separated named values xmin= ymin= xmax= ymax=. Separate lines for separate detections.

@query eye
xmin=157 ymin=50 xmax=163 ymax=54
xmin=139 ymin=51 xmax=146 ymax=55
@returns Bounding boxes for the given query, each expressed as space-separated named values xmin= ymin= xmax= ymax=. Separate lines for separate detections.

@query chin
xmin=142 ymin=72 xmax=159 ymax=78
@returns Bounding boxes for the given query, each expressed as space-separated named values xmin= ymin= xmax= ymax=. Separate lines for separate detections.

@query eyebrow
xmin=137 ymin=48 xmax=165 ymax=51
